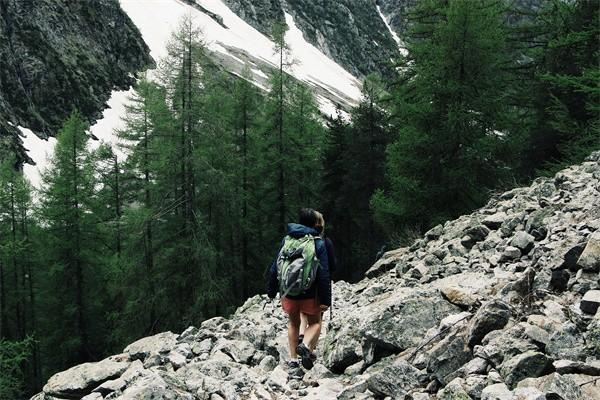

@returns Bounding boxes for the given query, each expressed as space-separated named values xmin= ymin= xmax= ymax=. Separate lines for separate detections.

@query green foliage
xmin=531 ymin=0 xmax=600 ymax=174
xmin=321 ymin=75 xmax=391 ymax=281
xmin=372 ymin=0 xmax=518 ymax=232
xmin=0 ymin=336 xmax=33 ymax=399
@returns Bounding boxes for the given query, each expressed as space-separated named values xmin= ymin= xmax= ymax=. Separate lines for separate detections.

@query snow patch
xmin=376 ymin=5 xmax=408 ymax=56
xmin=20 ymin=126 xmax=57 ymax=189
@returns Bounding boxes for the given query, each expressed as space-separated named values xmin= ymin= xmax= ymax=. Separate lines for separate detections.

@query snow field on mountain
xmin=24 ymin=0 xmax=363 ymax=187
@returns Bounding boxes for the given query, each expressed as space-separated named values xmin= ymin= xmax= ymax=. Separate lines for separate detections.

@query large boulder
xmin=123 ymin=332 xmax=178 ymax=361
xmin=365 ymin=358 xmax=421 ymax=399
xmin=467 ymin=300 xmax=511 ymax=347
xmin=43 ymin=358 xmax=130 ymax=398
xmin=517 ymin=373 xmax=583 ymax=400
xmin=360 ymin=290 xmax=460 ymax=354
xmin=427 ymin=330 xmax=472 ymax=384
xmin=499 ymin=350 xmax=552 ymax=388
xmin=577 ymin=231 xmax=600 ymax=272
xmin=510 ymin=231 xmax=535 ymax=255
xmin=322 ymin=316 xmax=363 ymax=373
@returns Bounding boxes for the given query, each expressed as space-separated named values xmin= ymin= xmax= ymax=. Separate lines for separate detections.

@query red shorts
xmin=282 ymin=297 xmax=320 ymax=316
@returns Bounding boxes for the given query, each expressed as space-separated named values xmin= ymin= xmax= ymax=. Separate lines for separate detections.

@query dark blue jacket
xmin=267 ymin=223 xmax=331 ymax=306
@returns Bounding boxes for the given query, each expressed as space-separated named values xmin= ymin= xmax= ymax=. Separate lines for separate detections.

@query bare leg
xmin=302 ymin=313 xmax=322 ymax=352
xmin=288 ymin=311 xmax=301 ymax=359
xmin=299 ymin=313 xmax=308 ymax=336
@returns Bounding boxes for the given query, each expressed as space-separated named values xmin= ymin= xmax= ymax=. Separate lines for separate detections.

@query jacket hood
xmin=287 ymin=223 xmax=318 ymax=238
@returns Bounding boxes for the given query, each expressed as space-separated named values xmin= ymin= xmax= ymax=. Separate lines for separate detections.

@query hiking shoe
xmin=287 ymin=360 xmax=304 ymax=380
xmin=296 ymin=342 xmax=315 ymax=370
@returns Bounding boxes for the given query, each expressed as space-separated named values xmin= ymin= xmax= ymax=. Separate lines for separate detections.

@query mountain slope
xmin=222 ymin=0 xmax=402 ymax=79
xmin=22 ymin=0 xmax=366 ymax=187
xmin=0 ymin=0 xmax=151 ymax=164
xmin=31 ymin=152 xmax=600 ymax=399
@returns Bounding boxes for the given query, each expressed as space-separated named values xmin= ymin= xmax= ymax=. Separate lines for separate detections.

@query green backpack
xmin=276 ymin=235 xmax=320 ymax=298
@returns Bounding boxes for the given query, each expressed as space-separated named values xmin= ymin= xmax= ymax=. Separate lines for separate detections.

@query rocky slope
xmin=32 ymin=152 xmax=600 ymax=399
xmin=0 ymin=0 xmax=152 ymax=164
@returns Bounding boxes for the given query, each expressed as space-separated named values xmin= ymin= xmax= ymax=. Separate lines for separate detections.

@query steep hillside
xmin=31 ymin=152 xmax=600 ymax=399
xmin=222 ymin=0 xmax=401 ymax=79
xmin=0 ymin=0 xmax=152 ymax=164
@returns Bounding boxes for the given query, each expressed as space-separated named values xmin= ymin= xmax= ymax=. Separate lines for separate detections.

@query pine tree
xmin=37 ymin=111 xmax=104 ymax=369
xmin=524 ymin=0 xmax=600 ymax=173
xmin=372 ymin=0 xmax=517 ymax=232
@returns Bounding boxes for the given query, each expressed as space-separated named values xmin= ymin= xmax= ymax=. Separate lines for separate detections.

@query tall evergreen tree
xmin=372 ymin=0 xmax=517 ymax=233
xmin=37 ymin=111 xmax=106 ymax=370
xmin=523 ymin=0 xmax=600 ymax=173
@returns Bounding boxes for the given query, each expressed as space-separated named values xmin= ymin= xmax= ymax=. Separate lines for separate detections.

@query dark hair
xmin=299 ymin=208 xmax=317 ymax=228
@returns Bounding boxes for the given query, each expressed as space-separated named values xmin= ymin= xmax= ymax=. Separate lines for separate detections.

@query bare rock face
xmin=0 ymin=0 xmax=152 ymax=163
xmin=31 ymin=153 xmax=600 ymax=399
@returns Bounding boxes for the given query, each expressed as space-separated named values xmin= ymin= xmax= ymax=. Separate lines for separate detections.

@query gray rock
xmin=510 ymin=267 xmax=536 ymax=297
xmin=360 ymin=291 xmax=459 ymax=354
xmin=265 ymin=365 xmax=288 ymax=392
xmin=81 ymin=394 xmax=103 ymax=400
xmin=512 ymin=387 xmax=546 ymax=399
xmin=366 ymin=359 xmax=420 ymax=398
xmin=518 ymin=373 xmax=583 ymax=400
xmin=499 ymin=246 xmax=521 ymax=263
xmin=427 ymin=330 xmax=472 ymax=384
xmin=124 ymin=331 xmax=177 ymax=361
xmin=482 ymin=213 xmax=507 ymax=230
xmin=553 ymin=359 xmax=600 ymax=376
xmin=467 ymin=300 xmax=511 ymax=347
xmin=500 ymin=350 xmax=552 ymax=388
xmin=436 ymin=378 xmax=471 ymax=400
xmin=211 ymin=338 xmax=255 ymax=364
xmin=577 ymin=231 xmax=600 ymax=272
xmin=337 ymin=380 xmax=368 ymax=400
xmin=526 ymin=209 xmax=552 ymax=241
xmin=365 ymin=248 xmax=407 ymax=278
xmin=580 ymin=290 xmax=600 ymax=314
xmin=258 ymin=355 xmax=278 ymax=372
xmin=192 ymin=338 xmax=214 ymax=355
xmin=464 ymin=375 xmax=488 ymax=399
xmin=43 ymin=358 xmax=130 ymax=398
xmin=480 ymin=383 xmax=512 ymax=400
xmin=425 ymin=224 xmax=444 ymax=240
xmin=322 ymin=316 xmax=362 ymax=373
xmin=586 ymin=313 xmax=600 ymax=355
xmin=461 ymin=225 xmax=491 ymax=249
xmin=302 ymin=363 xmax=334 ymax=384
xmin=511 ymin=231 xmax=535 ymax=255
xmin=547 ymin=322 xmax=586 ymax=361
xmin=478 ymin=326 xmax=539 ymax=368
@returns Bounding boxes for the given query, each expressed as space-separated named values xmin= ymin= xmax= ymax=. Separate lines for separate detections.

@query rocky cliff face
xmin=32 ymin=152 xmax=600 ymax=399
xmin=222 ymin=0 xmax=401 ymax=79
xmin=0 ymin=0 xmax=152 ymax=163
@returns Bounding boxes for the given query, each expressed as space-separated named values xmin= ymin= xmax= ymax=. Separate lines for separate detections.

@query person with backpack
xmin=298 ymin=211 xmax=336 ymax=345
xmin=267 ymin=208 xmax=331 ymax=379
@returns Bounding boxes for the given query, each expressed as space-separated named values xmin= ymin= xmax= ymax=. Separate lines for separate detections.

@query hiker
xmin=299 ymin=211 xmax=336 ymax=345
xmin=267 ymin=208 xmax=331 ymax=379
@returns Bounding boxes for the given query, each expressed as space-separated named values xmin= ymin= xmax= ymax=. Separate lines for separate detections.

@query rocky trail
xmin=33 ymin=152 xmax=600 ymax=399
